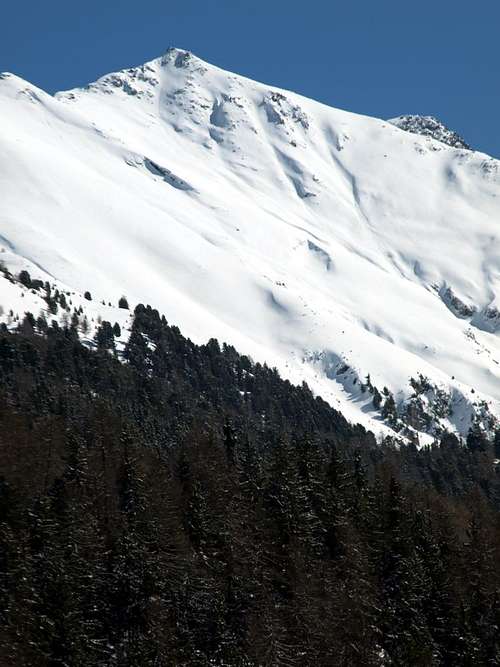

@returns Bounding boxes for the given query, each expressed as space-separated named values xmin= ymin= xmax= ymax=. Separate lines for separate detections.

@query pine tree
xmin=381 ymin=391 xmax=398 ymax=424
xmin=467 ymin=422 xmax=489 ymax=453
xmin=118 ymin=296 xmax=129 ymax=310
xmin=18 ymin=270 xmax=32 ymax=288
xmin=494 ymin=429 xmax=500 ymax=459
xmin=94 ymin=320 xmax=115 ymax=350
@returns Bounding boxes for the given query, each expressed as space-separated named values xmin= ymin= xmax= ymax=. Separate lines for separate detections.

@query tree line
xmin=1 ymin=305 xmax=500 ymax=665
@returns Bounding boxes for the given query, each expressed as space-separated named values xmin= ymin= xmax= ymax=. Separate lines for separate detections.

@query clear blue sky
xmin=2 ymin=0 xmax=499 ymax=157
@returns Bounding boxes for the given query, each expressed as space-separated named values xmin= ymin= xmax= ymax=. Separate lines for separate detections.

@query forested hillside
xmin=1 ymin=306 xmax=500 ymax=665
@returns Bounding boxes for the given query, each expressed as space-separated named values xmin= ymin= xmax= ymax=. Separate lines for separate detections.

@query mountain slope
xmin=1 ymin=49 xmax=500 ymax=441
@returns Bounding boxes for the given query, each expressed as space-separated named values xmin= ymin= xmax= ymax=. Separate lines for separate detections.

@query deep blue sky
xmin=2 ymin=0 xmax=499 ymax=157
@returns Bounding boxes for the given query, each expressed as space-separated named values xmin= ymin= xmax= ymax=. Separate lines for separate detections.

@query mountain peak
xmin=54 ymin=47 xmax=209 ymax=101
xmin=161 ymin=46 xmax=193 ymax=60
xmin=158 ymin=47 xmax=210 ymax=70
xmin=388 ymin=114 xmax=471 ymax=150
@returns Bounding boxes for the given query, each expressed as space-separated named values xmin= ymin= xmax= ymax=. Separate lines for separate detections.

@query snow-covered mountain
xmin=1 ymin=48 xmax=500 ymax=443
xmin=389 ymin=114 xmax=471 ymax=150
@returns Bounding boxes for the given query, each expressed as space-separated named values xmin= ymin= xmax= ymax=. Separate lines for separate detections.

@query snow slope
xmin=1 ymin=49 xmax=500 ymax=441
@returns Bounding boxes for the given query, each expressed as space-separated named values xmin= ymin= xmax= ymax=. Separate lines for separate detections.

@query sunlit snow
xmin=1 ymin=49 xmax=500 ymax=441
